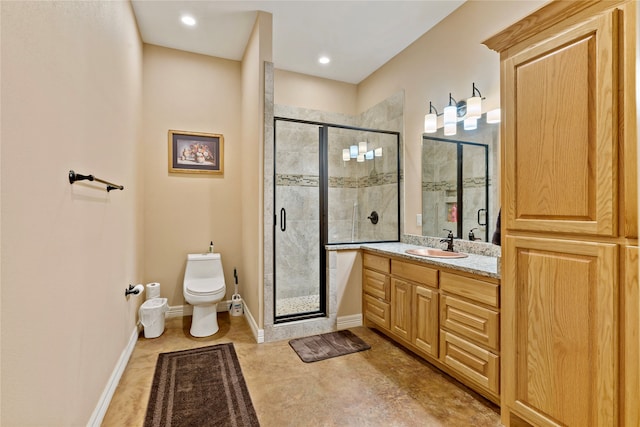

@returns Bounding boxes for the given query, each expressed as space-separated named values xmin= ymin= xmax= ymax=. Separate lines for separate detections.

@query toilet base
xmin=190 ymin=303 xmax=219 ymax=337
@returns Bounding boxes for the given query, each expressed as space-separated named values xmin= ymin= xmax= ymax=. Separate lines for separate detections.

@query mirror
xmin=421 ymin=115 xmax=499 ymax=242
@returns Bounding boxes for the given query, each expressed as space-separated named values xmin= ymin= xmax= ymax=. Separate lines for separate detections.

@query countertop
xmin=328 ymin=242 xmax=500 ymax=279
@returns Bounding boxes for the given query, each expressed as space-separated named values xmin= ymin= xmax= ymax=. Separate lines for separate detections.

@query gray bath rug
xmin=289 ymin=330 xmax=371 ymax=363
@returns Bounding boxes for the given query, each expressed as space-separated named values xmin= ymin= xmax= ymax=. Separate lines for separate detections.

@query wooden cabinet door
xmin=440 ymin=330 xmax=499 ymax=395
xmin=413 ymin=284 xmax=438 ymax=358
xmin=363 ymin=268 xmax=389 ymax=301
xmin=623 ymin=245 xmax=639 ymax=427
xmin=390 ymin=278 xmax=412 ymax=341
xmin=503 ymin=236 xmax=617 ymax=427
xmin=503 ymin=11 xmax=617 ymax=236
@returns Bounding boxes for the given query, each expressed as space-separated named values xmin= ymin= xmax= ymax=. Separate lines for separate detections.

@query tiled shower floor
xmin=275 ymin=294 xmax=320 ymax=316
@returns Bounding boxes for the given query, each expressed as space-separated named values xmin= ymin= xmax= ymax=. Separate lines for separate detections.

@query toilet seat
xmin=185 ymin=278 xmax=225 ymax=296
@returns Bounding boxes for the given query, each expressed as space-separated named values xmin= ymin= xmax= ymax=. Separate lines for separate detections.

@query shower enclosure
xmin=274 ymin=117 xmax=399 ymax=323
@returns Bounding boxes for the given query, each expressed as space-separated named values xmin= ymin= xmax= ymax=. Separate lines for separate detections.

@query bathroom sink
xmin=405 ymin=248 xmax=468 ymax=259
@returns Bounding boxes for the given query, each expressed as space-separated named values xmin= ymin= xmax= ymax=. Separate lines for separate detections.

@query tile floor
xmin=102 ymin=313 xmax=501 ymax=427
xmin=276 ymin=294 xmax=320 ymax=317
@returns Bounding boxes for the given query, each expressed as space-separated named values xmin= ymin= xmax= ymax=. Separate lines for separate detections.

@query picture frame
xmin=168 ymin=130 xmax=224 ymax=175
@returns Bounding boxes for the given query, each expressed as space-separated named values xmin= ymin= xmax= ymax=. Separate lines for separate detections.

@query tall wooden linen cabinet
xmin=484 ymin=1 xmax=638 ymax=426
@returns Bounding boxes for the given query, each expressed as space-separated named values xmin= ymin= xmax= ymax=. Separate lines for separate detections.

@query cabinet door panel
xmin=363 ymin=268 xmax=389 ymax=301
xmin=440 ymin=330 xmax=499 ymax=394
xmin=441 ymin=295 xmax=499 ymax=351
xmin=391 ymin=279 xmax=412 ymax=341
xmin=391 ymin=259 xmax=438 ymax=287
xmin=363 ymin=252 xmax=390 ymax=273
xmin=364 ymin=294 xmax=390 ymax=330
xmin=503 ymin=236 xmax=617 ymax=427
xmin=504 ymin=12 xmax=616 ymax=236
xmin=413 ymin=285 xmax=438 ymax=357
xmin=623 ymin=245 xmax=639 ymax=427
xmin=440 ymin=272 xmax=499 ymax=307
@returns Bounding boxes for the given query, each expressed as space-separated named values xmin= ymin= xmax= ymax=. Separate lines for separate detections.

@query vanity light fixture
xmin=486 ymin=108 xmax=501 ymax=123
xmin=466 ymin=82 xmax=483 ymax=119
xmin=443 ymin=93 xmax=458 ymax=136
xmin=342 ymin=149 xmax=350 ymax=161
xmin=181 ymin=15 xmax=196 ymax=26
xmin=424 ymin=101 xmax=438 ymax=133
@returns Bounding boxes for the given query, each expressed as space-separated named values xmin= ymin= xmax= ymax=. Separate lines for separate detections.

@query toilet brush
xmin=230 ymin=268 xmax=243 ymax=316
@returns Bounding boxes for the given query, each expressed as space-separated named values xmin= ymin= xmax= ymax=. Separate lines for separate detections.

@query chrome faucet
xmin=440 ymin=229 xmax=455 ymax=252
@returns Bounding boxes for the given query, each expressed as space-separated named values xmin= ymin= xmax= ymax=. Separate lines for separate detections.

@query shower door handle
xmin=280 ymin=208 xmax=286 ymax=232
xmin=477 ymin=208 xmax=487 ymax=227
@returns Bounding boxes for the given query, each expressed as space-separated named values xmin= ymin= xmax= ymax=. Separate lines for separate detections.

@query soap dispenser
xmin=209 ymin=241 xmax=214 ymax=253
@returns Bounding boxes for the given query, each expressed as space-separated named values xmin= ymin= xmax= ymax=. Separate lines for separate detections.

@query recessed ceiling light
xmin=181 ymin=15 xmax=196 ymax=26
xmin=318 ymin=56 xmax=330 ymax=65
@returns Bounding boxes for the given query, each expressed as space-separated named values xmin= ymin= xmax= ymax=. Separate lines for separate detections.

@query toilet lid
xmin=186 ymin=277 xmax=225 ymax=295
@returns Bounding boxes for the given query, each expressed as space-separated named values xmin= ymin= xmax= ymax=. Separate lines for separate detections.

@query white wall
xmin=1 ymin=1 xmax=143 ymax=425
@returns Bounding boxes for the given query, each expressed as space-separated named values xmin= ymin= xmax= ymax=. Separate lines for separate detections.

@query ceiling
xmin=131 ymin=1 xmax=466 ymax=84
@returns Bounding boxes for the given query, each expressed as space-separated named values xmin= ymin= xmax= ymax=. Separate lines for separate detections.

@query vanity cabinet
xmin=484 ymin=1 xmax=638 ymax=425
xmin=362 ymin=250 xmax=500 ymax=403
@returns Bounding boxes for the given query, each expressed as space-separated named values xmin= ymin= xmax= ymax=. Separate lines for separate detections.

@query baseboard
xmin=337 ymin=314 xmax=363 ymax=330
xmin=87 ymin=326 xmax=139 ymax=427
xmin=243 ymin=303 xmax=264 ymax=344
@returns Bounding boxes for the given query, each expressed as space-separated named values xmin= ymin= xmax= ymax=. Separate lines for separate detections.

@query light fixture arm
xmin=448 ymin=93 xmax=458 ymax=107
xmin=471 ymin=82 xmax=484 ymax=99
xmin=428 ymin=101 xmax=439 ymax=115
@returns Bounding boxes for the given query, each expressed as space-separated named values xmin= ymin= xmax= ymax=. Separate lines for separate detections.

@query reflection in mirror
xmin=421 ymin=114 xmax=499 ymax=242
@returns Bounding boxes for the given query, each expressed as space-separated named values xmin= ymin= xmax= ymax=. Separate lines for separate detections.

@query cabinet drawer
xmin=363 ymin=253 xmax=390 ymax=273
xmin=363 ymin=268 xmax=389 ymax=301
xmin=440 ymin=272 xmax=498 ymax=307
xmin=364 ymin=294 xmax=390 ymax=330
xmin=391 ymin=259 xmax=438 ymax=288
xmin=441 ymin=295 xmax=499 ymax=351
xmin=440 ymin=330 xmax=499 ymax=394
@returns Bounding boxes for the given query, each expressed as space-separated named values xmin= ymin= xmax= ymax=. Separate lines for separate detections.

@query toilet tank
xmin=185 ymin=253 xmax=224 ymax=280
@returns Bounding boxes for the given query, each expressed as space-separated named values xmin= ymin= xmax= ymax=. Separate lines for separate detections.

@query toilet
xmin=183 ymin=253 xmax=226 ymax=337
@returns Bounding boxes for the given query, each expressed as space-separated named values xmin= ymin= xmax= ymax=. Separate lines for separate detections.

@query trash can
xmin=139 ymin=298 xmax=168 ymax=338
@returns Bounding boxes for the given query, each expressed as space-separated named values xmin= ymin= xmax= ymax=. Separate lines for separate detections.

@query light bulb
xmin=358 ymin=141 xmax=367 ymax=154
xmin=467 ymin=96 xmax=481 ymax=119
xmin=342 ymin=149 xmax=350 ymax=161
xmin=464 ymin=117 xmax=477 ymax=130
xmin=424 ymin=113 xmax=437 ymax=133
xmin=486 ymin=109 xmax=501 ymax=123
xmin=443 ymin=105 xmax=457 ymax=126
xmin=444 ymin=122 xmax=456 ymax=136
xmin=350 ymin=145 xmax=358 ymax=158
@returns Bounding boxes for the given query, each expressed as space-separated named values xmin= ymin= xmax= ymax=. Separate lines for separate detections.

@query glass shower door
xmin=274 ymin=119 xmax=324 ymax=322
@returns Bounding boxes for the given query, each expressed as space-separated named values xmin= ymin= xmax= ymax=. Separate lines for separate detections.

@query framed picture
xmin=168 ymin=130 xmax=224 ymax=175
